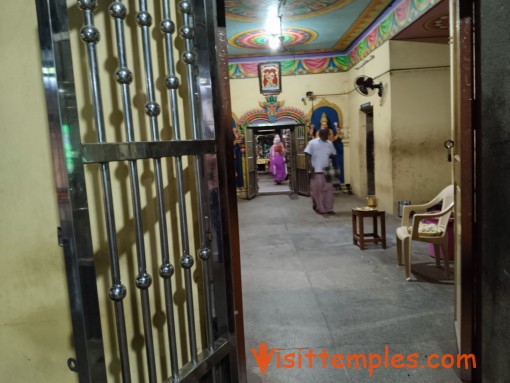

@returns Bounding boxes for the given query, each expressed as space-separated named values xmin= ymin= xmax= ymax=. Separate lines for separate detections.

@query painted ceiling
xmin=226 ymin=0 xmax=449 ymax=64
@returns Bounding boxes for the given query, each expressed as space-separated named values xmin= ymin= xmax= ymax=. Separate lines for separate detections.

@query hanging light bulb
xmin=266 ymin=6 xmax=286 ymax=51
xmin=268 ymin=35 xmax=281 ymax=50
xmin=265 ymin=6 xmax=280 ymax=36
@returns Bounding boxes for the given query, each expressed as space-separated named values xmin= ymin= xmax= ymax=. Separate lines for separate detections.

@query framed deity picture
xmin=258 ymin=62 xmax=282 ymax=95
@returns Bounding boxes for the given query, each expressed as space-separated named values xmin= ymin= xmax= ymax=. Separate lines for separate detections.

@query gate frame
xmin=36 ymin=0 xmax=107 ymax=380
xmin=35 ymin=0 xmax=245 ymax=381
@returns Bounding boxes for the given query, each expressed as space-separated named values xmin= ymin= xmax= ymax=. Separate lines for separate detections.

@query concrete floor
xmin=237 ymin=193 xmax=460 ymax=383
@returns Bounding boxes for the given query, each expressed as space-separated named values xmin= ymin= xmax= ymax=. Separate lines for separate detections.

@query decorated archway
xmin=233 ymin=95 xmax=307 ymax=196
xmin=238 ymin=95 xmax=307 ymax=127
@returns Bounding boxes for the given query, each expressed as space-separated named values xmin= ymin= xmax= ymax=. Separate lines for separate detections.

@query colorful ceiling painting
xmin=228 ymin=27 xmax=318 ymax=50
xmin=227 ymin=0 xmax=377 ymax=57
xmin=225 ymin=0 xmax=356 ymax=21
xmin=333 ymin=0 xmax=394 ymax=51
xmin=227 ymin=0 xmax=444 ymax=78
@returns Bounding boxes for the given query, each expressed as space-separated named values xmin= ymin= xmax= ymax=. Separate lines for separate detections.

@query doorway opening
xmin=365 ymin=106 xmax=375 ymax=196
xmin=361 ymin=104 xmax=375 ymax=196
xmin=250 ymin=126 xmax=294 ymax=196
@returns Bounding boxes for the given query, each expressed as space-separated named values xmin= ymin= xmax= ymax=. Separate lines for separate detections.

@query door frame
xmin=451 ymin=0 xmax=476 ymax=381
xmin=359 ymin=103 xmax=374 ymax=198
xmin=360 ymin=104 xmax=375 ymax=196
xmin=246 ymin=123 xmax=299 ymax=196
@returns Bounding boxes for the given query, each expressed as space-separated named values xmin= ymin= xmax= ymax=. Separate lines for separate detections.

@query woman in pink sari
xmin=269 ymin=136 xmax=287 ymax=184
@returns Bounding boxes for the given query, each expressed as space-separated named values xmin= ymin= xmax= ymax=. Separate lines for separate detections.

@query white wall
xmin=0 ymin=3 xmax=73 ymax=381
xmin=390 ymin=41 xmax=452 ymax=210
xmin=229 ymin=71 xmax=349 ymax=120
xmin=346 ymin=43 xmax=392 ymax=207
xmin=344 ymin=41 xmax=451 ymax=214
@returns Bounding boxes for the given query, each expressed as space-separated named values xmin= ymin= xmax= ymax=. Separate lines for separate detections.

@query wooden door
xmin=451 ymin=0 xmax=475 ymax=380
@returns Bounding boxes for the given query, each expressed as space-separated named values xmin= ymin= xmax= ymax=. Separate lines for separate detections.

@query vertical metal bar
xmin=160 ymin=1 xmax=192 ymax=376
xmin=76 ymin=2 xmax=132 ymax=381
xmin=108 ymin=0 xmax=159 ymax=381
xmin=35 ymin=0 xmax=107 ymax=381
xmin=109 ymin=0 xmax=183 ymax=380
xmin=179 ymin=0 xmax=216 ymax=354
xmin=164 ymin=1 xmax=202 ymax=364
xmin=193 ymin=0 xmax=219 ymax=353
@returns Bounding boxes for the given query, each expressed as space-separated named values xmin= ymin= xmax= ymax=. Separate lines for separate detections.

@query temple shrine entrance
xmin=234 ymin=95 xmax=309 ymax=199
xmin=253 ymin=127 xmax=292 ymax=195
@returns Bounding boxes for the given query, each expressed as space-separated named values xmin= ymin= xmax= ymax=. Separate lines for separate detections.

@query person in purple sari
xmin=269 ymin=136 xmax=287 ymax=184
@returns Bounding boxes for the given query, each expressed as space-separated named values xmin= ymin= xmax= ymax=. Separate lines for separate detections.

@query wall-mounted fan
xmin=354 ymin=76 xmax=387 ymax=106
xmin=379 ymin=82 xmax=388 ymax=106
xmin=355 ymin=76 xmax=383 ymax=96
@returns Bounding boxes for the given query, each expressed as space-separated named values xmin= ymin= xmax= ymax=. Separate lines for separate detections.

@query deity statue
xmin=316 ymin=112 xmax=343 ymax=142
xmin=307 ymin=122 xmax=316 ymax=141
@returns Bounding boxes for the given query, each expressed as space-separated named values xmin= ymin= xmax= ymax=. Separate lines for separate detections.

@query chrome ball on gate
xmin=179 ymin=26 xmax=194 ymax=40
xmin=198 ymin=247 xmax=211 ymax=261
xmin=164 ymin=75 xmax=180 ymax=89
xmin=115 ymin=68 xmax=133 ymax=84
xmin=180 ymin=255 xmax=194 ymax=269
xmin=178 ymin=1 xmax=192 ymax=14
xmin=160 ymin=19 xmax=175 ymax=34
xmin=109 ymin=2 xmax=127 ymax=19
xmin=77 ymin=0 xmax=97 ymax=11
xmin=136 ymin=11 xmax=152 ymax=27
xmin=80 ymin=26 xmax=100 ymax=44
xmin=108 ymin=284 xmax=127 ymax=301
xmin=144 ymin=102 xmax=161 ymax=117
xmin=135 ymin=273 xmax=153 ymax=289
xmin=159 ymin=263 xmax=175 ymax=279
xmin=182 ymin=50 xmax=196 ymax=65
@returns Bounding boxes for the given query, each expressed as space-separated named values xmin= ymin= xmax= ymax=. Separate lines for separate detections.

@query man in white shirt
xmin=304 ymin=128 xmax=337 ymax=214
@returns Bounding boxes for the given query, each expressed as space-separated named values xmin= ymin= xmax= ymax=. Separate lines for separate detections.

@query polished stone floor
xmin=237 ymin=193 xmax=460 ymax=383
xmin=257 ymin=172 xmax=291 ymax=195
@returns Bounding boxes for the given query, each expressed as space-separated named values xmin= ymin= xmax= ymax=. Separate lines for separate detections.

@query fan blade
xmin=355 ymin=76 xmax=368 ymax=87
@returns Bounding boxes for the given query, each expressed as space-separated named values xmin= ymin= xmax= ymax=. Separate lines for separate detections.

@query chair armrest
xmin=416 ymin=204 xmax=454 ymax=219
xmin=401 ymin=204 xmax=430 ymax=226
xmin=401 ymin=201 xmax=454 ymax=226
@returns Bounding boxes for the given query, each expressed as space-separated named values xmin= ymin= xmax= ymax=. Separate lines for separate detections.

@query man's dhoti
xmin=310 ymin=173 xmax=334 ymax=214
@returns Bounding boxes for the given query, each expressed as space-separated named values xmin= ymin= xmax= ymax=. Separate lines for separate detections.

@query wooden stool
xmin=352 ymin=208 xmax=387 ymax=250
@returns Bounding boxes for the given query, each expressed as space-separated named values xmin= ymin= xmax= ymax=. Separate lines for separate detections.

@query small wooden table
xmin=352 ymin=208 xmax=387 ymax=250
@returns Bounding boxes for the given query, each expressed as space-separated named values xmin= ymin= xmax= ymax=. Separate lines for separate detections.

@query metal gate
xmin=244 ymin=128 xmax=257 ymax=199
xmin=35 ymin=0 xmax=243 ymax=381
xmin=293 ymin=125 xmax=310 ymax=195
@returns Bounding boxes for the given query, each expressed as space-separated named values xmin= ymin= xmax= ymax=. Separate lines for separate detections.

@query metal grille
xmin=294 ymin=125 xmax=310 ymax=196
xmin=36 ymin=0 xmax=240 ymax=381
xmin=245 ymin=128 xmax=257 ymax=198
